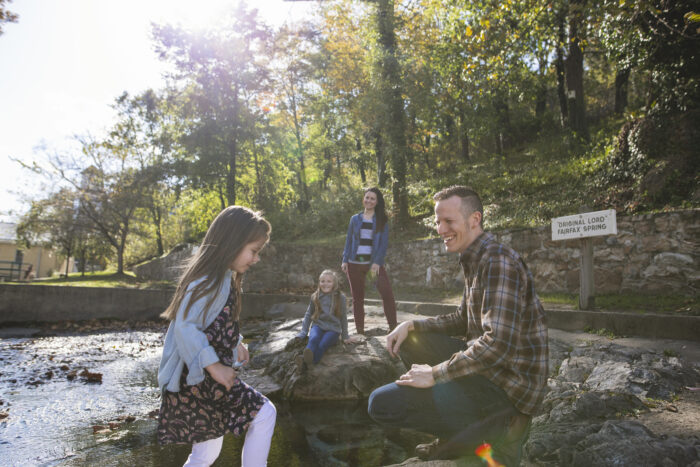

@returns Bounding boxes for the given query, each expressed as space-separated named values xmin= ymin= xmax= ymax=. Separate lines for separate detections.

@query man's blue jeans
xmin=368 ymin=332 xmax=517 ymax=457
xmin=307 ymin=325 xmax=339 ymax=364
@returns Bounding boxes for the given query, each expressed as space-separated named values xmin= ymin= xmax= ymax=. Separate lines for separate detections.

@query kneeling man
xmin=368 ymin=186 xmax=548 ymax=466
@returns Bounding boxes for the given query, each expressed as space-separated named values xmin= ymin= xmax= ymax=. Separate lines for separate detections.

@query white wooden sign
xmin=551 ymin=210 xmax=617 ymax=241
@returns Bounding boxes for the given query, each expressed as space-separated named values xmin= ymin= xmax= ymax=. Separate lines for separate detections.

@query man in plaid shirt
xmin=368 ymin=186 xmax=548 ymax=466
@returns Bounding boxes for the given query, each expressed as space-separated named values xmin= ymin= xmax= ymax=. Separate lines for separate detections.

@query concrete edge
xmin=367 ymin=298 xmax=700 ymax=342
xmin=1 ymin=284 xmax=696 ymax=342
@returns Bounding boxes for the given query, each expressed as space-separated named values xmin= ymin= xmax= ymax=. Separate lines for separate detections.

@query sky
xmin=0 ymin=0 xmax=315 ymax=222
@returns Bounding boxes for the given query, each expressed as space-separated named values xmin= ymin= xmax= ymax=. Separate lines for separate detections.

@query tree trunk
xmin=226 ymin=84 xmax=241 ymax=206
xmin=227 ymin=140 xmax=237 ymax=206
xmin=458 ymin=109 xmax=470 ymax=161
xmin=64 ymin=247 xmax=72 ymax=278
xmin=494 ymin=94 xmax=510 ymax=155
xmin=555 ymin=8 xmax=568 ymax=128
xmin=566 ymin=0 xmax=587 ymax=136
xmin=423 ymin=133 xmax=433 ymax=169
xmin=376 ymin=0 xmax=409 ymax=226
xmin=322 ymin=147 xmax=332 ymax=189
xmin=116 ymin=241 xmax=125 ymax=274
xmin=535 ymin=55 xmax=548 ymax=121
xmin=217 ymin=186 xmax=226 ymax=211
xmin=80 ymin=247 xmax=86 ymax=277
xmin=614 ymin=68 xmax=630 ymax=114
xmin=253 ymin=142 xmax=263 ymax=207
xmin=355 ymin=137 xmax=367 ymax=184
xmin=374 ymin=131 xmax=387 ymax=187
xmin=151 ymin=205 xmax=164 ymax=256
xmin=290 ymin=83 xmax=309 ymax=211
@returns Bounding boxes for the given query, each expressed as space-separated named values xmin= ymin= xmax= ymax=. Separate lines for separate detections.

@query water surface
xmin=1 ymin=328 xmax=410 ymax=466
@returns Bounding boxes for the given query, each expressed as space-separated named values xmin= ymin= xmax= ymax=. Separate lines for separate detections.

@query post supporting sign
xmin=551 ymin=209 xmax=617 ymax=310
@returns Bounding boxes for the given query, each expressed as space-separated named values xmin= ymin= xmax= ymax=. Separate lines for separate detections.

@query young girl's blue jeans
xmin=307 ymin=325 xmax=339 ymax=363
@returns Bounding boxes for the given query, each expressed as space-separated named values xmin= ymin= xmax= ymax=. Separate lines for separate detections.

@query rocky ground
xmin=1 ymin=305 xmax=699 ymax=466
xmin=240 ymin=304 xmax=700 ymax=466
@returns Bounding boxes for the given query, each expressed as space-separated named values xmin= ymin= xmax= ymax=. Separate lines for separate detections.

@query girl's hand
xmin=344 ymin=335 xmax=361 ymax=344
xmin=236 ymin=341 xmax=249 ymax=367
xmin=341 ymin=262 xmax=348 ymax=273
xmin=370 ymin=263 xmax=380 ymax=276
xmin=205 ymin=362 xmax=237 ymax=390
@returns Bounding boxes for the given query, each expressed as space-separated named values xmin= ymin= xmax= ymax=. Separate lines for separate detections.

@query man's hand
xmin=385 ymin=321 xmax=413 ymax=358
xmin=395 ymin=364 xmax=436 ymax=388
xmin=370 ymin=263 xmax=380 ymax=276
xmin=205 ymin=362 xmax=237 ymax=390
xmin=341 ymin=262 xmax=348 ymax=273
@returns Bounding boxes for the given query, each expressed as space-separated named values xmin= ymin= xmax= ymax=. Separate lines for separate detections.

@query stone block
xmin=652 ymin=252 xmax=693 ymax=267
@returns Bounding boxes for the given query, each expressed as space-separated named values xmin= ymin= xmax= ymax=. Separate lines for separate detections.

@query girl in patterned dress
xmin=157 ymin=206 xmax=276 ymax=467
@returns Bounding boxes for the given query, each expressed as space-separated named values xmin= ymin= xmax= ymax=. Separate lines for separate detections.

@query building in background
xmin=0 ymin=222 xmax=66 ymax=281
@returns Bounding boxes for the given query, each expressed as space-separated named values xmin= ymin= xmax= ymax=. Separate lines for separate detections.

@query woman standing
xmin=341 ymin=187 xmax=397 ymax=334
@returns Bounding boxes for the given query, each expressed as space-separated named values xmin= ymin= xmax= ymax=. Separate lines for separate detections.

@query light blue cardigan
xmin=158 ymin=270 xmax=241 ymax=393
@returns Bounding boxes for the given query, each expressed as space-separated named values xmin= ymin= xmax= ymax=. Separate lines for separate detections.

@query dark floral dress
xmin=157 ymin=289 xmax=266 ymax=445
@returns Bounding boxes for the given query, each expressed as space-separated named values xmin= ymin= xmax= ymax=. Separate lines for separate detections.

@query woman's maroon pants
xmin=346 ymin=262 xmax=397 ymax=334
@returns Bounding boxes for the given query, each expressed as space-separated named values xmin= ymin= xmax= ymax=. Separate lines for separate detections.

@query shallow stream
xmin=0 ymin=328 xmax=410 ymax=466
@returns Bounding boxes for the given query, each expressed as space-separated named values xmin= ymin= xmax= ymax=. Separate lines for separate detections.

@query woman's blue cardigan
xmin=341 ymin=212 xmax=389 ymax=266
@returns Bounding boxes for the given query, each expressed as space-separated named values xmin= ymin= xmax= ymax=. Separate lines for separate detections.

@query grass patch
xmin=17 ymin=270 xmax=173 ymax=289
xmin=584 ymin=326 xmax=621 ymax=339
xmin=595 ymin=294 xmax=699 ymax=315
xmin=537 ymin=292 xmax=698 ymax=315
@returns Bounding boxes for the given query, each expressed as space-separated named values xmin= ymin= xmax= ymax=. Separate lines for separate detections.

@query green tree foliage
xmin=0 ymin=0 xmax=18 ymax=36
xmin=153 ymin=3 xmax=271 ymax=208
xmin=110 ymin=90 xmax=180 ymax=256
xmin=17 ymin=0 xmax=698 ymax=269
xmin=16 ymin=189 xmax=82 ymax=277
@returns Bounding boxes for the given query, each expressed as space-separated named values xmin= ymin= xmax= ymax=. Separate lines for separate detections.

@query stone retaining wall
xmin=134 ymin=209 xmax=699 ymax=295
xmin=0 ymin=284 xmax=307 ymax=324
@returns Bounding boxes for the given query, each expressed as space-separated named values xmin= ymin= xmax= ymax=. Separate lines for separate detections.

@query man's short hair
xmin=433 ymin=185 xmax=484 ymax=227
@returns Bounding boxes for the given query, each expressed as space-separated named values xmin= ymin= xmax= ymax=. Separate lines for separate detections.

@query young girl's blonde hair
xmin=161 ymin=206 xmax=271 ymax=322
xmin=310 ymin=269 xmax=343 ymax=321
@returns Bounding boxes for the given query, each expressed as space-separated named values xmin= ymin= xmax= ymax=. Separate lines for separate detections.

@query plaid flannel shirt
xmin=413 ymin=232 xmax=549 ymax=415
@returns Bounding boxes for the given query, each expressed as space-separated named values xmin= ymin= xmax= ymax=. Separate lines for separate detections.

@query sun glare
xmin=141 ymin=0 xmax=312 ymax=31
xmin=142 ymin=0 xmax=235 ymax=31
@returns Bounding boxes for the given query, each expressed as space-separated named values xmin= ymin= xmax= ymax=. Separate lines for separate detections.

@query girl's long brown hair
xmin=161 ymin=206 xmax=271 ymax=322
xmin=310 ymin=270 xmax=343 ymax=321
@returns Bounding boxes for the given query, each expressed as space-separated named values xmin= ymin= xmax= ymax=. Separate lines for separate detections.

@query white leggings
xmin=183 ymin=400 xmax=277 ymax=467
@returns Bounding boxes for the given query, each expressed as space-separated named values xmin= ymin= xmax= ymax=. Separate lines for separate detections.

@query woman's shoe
xmin=294 ymin=354 xmax=305 ymax=371
xmin=303 ymin=348 xmax=314 ymax=366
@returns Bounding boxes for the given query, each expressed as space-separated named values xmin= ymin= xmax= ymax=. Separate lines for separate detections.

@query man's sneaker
xmin=303 ymin=348 xmax=314 ymax=366
xmin=415 ymin=438 xmax=445 ymax=460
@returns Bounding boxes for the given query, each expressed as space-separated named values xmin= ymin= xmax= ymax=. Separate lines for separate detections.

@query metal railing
xmin=0 ymin=261 xmax=31 ymax=282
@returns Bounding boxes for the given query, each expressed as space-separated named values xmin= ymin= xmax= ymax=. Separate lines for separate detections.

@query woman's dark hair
xmin=366 ymin=187 xmax=388 ymax=231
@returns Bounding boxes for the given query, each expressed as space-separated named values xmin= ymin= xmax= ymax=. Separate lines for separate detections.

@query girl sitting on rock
xmin=294 ymin=269 xmax=356 ymax=369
